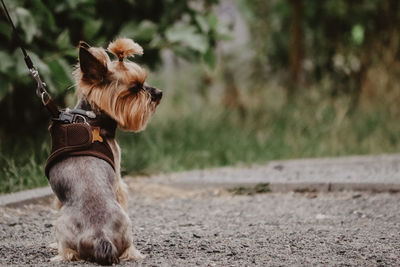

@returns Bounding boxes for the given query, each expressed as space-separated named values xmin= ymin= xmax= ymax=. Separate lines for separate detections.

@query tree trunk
xmin=223 ymin=68 xmax=246 ymax=118
xmin=289 ymin=0 xmax=304 ymax=89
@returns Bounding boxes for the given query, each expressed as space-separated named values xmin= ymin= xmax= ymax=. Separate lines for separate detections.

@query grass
xmin=1 ymin=65 xmax=400 ymax=194
xmin=118 ymin=98 xmax=400 ymax=176
xmin=0 ymin=134 xmax=49 ymax=193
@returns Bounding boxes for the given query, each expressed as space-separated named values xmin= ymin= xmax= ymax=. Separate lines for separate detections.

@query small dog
xmin=48 ymin=38 xmax=162 ymax=265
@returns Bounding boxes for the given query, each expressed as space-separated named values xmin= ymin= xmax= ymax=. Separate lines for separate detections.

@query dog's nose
xmin=145 ymin=85 xmax=162 ymax=102
xmin=152 ymin=90 xmax=162 ymax=102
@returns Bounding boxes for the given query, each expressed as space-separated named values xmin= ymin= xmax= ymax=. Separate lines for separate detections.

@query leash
xmin=0 ymin=0 xmax=60 ymax=118
xmin=2 ymin=0 xmax=117 ymax=180
xmin=1 ymin=0 xmax=100 ymax=124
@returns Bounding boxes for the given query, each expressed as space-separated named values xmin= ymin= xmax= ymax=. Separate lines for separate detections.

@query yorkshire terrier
xmin=47 ymin=38 xmax=162 ymax=265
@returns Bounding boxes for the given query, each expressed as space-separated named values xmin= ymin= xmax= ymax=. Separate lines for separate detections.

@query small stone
xmin=227 ymin=251 xmax=237 ymax=256
xmin=306 ymin=193 xmax=318 ymax=199
xmin=273 ymin=165 xmax=284 ymax=171
xmin=315 ymin=214 xmax=329 ymax=220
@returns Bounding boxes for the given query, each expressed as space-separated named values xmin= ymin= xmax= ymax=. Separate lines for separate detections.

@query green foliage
xmin=0 ymin=0 xmax=231 ymax=193
xmin=244 ymin=0 xmax=400 ymax=95
xmin=0 ymin=0 xmax=224 ymax=135
xmin=351 ymin=24 xmax=364 ymax=46
xmin=166 ymin=22 xmax=208 ymax=53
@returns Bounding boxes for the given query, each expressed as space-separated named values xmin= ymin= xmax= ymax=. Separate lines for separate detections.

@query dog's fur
xmin=48 ymin=38 xmax=162 ymax=265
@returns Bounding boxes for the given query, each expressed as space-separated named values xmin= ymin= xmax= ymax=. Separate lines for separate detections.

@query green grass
xmin=118 ymin=100 xmax=400 ymax=177
xmin=1 ymin=98 xmax=399 ymax=194
xmin=0 ymin=135 xmax=50 ymax=193
xmin=1 ymin=63 xmax=400 ymax=194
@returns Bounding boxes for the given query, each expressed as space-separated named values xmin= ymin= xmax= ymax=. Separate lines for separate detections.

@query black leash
xmin=0 ymin=0 xmax=60 ymax=118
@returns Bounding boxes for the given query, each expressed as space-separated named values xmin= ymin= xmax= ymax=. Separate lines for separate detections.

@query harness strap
xmin=45 ymin=100 xmax=61 ymax=118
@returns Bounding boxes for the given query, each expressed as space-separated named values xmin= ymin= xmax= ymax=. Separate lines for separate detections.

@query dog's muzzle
xmin=144 ymin=85 xmax=163 ymax=102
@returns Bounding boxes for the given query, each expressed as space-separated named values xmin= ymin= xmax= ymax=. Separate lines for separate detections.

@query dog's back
xmin=49 ymin=156 xmax=131 ymax=265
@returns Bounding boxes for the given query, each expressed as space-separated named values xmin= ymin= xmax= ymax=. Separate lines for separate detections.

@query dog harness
xmin=45 ymin=107 xmax=117 ymax=178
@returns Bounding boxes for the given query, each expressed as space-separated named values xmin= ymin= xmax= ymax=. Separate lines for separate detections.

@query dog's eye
xmin=129 ymin=85 xmax=141 ymax=94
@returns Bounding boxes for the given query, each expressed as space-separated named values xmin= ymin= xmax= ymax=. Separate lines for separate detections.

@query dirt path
xmin=1 ymin=179 xmax=399 ymax=266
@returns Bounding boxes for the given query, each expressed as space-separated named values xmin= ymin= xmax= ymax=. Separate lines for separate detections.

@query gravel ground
xmin=0 ymin=180 xmax=399 ymax=266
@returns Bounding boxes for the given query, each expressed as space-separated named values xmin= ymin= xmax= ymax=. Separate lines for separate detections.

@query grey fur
xmin=48 ymin=100 xmax=145 ymax=264
xmin=49 ymin=155 xmax=136 ymax=264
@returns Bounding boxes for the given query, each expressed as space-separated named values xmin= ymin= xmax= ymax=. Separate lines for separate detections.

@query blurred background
xmin=1 ymin=0 xmax=400 ymax=193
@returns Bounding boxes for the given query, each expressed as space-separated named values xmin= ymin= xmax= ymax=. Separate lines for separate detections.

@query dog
xmin=47 ymin=38 xmax=162 ymax=265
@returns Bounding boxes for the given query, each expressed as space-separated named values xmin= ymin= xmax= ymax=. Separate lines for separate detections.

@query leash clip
xmin=30 ymin=68 xmax=50 ymax=103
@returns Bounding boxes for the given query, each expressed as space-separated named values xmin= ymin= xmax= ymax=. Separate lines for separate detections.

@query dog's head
xmin=74 ymin=38 xmax=162 ymax=132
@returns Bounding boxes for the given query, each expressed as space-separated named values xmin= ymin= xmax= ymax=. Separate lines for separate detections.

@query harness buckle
xmin=73 ymin=114 xmax=89 ymax=125
xmin=53 ymin=110 xmax=89 ymax=125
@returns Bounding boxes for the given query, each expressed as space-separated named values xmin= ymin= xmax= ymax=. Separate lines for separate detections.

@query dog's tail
xmin=79 ymin=232 xmax=119 ymax=265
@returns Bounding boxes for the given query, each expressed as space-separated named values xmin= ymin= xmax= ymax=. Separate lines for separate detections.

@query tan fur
xmin=120 ymin=245 xmax=146 ymax=260
xmin=107 ymin=138 xmax=129 ymax=211
xmin=74 ymin=45 xmax=155 ymax=132
xmin=108 ymin=38 xmax=143 ymax=60
xmin=53 ymin=197 xmax=63 ymax=210
xmin=51 ymin=247 xmax=80 ymax=262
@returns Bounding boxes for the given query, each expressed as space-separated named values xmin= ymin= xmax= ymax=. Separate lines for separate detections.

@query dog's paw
xmin=50 ymin=255 xmax=64 ymax=262
xmin=51 ymin=248 xmax=80 ymax=262
xmin=48 ymin=242 xmax=58 ymax=250
xmin=120 ymin=246 xmax=146 ymax=261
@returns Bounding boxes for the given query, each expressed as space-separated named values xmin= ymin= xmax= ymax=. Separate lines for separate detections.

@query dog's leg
xmin=51 ymin=247 xmax=80 ymax=262
xmin=50 ymin=255 xmax=64 ymax=262
xmin=115 ymin=179 xmax=129 ymax=211
xmin=120 ymin=245 xmax=146 ymax=261
xmin=48 ymin=242 xmax=58 ymax=250
xmin=52 ymin=197 xmax=63 ymax=210
xmin=48 ymin=197 xmax=63 ymax=251
xmin=107 ymin=139 xmax=129 ymax=210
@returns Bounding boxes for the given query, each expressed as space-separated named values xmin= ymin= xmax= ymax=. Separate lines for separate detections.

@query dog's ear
xmin=79 ymin=42 xmax=108 ymax=82
xmin=79 ymin=41 xmax=91 ymax=49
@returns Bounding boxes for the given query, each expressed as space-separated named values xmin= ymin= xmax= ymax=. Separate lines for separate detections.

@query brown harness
xmin=45 ymin=110 xmax=117 ymax=178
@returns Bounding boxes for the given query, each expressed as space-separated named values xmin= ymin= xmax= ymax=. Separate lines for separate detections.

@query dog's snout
xmin=145 ymin=86 xmax=163 ymax=102
xmin=153 ymin=90 xmax=163 ymax=101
